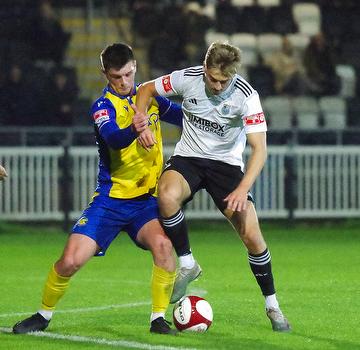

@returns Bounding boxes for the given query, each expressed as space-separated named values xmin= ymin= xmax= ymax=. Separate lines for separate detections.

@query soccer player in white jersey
xmin=134 ymin=42 xmax=291 ymax=332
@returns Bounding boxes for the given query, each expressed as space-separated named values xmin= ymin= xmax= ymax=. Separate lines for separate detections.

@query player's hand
xmin=0 ymin=165 xmax=8 ymax=181
xmin=223 ymin=186 xmax=248 ymax=212
xmin=130 ymin=104 xmax=149 ymax=133
xmin=137 ymin=128 xmax=157 ymax=151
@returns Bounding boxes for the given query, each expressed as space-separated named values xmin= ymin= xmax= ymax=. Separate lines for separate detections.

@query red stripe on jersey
xmin=161 ymin=75 xmax=173 ymax=93
xmin=244 ymin=112 xmax=265 ymax=125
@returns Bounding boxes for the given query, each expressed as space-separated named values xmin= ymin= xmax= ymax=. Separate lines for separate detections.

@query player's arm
xmin=156 ymin=96 xmax=183 ymax=128
xmin=93 ymin=102 xmax=146 ymax=149
xmin=0 ymin=165 xmax=8 ymax=181
xmin=237 ymin=131 xmax=267 ymax=193
xmin=131 ymin=94 xmax=182 ymax=130
xmin=101 ymin=122 xmax=137 ymax=149
xmin=224 ymin=132 xmax=267 ymax=212
xmin=132 ymin=81 xmax=159 ymax=149
xmin=136 ymin=81 xmax=159 ymax=115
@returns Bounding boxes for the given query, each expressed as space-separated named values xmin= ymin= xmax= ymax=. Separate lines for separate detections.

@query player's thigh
xmin=125 ymin=195 xmax=161 ymax=249
xmin=137 ymin=218 xmax=173 ymax=254
xmin=205 ymin=160 xmax=247 ymax=212
xmin=71 ymin=194 xmax=128 ymax=256
xmin=137 ymin=218 xmax=176 ymax=271
xmin=57 ymin=234 xmax=99 ymax=273
xmin=158 ymin=170 xmax=192 ymax=205
xmin=159 ymin=156 xmax=204 ymax=206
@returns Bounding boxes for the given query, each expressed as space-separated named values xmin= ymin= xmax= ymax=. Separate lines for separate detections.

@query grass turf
xmin=0 ymin=220 xmax=359 ymax=350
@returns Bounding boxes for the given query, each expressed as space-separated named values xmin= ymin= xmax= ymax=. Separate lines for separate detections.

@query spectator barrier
xmin=0 ymin=146 xmax=359 ymax=222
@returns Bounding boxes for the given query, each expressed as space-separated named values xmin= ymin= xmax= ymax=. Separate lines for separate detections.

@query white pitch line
xmin=187 ymin=288 xmax=208 ymax=297
xmin=0 ymin=327 xmax=198 ymax=350
xmin=0 ymin=301 xmax=150 ymax=318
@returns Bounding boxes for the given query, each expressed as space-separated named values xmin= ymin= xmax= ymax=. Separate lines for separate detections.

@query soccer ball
xmin=173 ymin=295 xmax=213 ymax=332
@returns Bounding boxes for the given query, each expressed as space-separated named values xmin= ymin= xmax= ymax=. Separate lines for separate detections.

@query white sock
xmin=150 ymin=312 xmax=165 ymax=322
xmin=265 ymin=294 xmax=279 ymax=310
xmin=179 ymin=253 xmax=195 ymax=269
xmin=38 ymin=309 xmax=53 ymax=321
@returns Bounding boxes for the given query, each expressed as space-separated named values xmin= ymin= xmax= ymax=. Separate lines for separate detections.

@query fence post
xmin=61 ymin=142 xmax=72 ymax=232
xmin=284 ymin=148 xmax=297 ymax=222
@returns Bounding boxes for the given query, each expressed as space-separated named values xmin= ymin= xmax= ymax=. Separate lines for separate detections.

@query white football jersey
xmin=154 ymin=65 xmax=267 ymax=170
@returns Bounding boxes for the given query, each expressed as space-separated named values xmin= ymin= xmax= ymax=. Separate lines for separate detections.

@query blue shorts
xmin=72 ymin=193 xmax=159 ymax=255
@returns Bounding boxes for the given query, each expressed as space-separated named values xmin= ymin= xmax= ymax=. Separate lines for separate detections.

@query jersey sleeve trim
xmin=234 ymin=78 xmax=253 ymax=97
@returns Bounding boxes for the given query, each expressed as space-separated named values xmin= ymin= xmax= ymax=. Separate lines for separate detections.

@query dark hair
xmin=100 ymin=43 xmax=134 ymax=72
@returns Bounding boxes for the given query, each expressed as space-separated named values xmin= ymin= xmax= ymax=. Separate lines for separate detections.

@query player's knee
xmin=56 ymin=255 xmax=83 ymax=276
xmin=158 ymin=183 xmax=181 ymax=208
xmin=152 ymin=235 xmax=173 ymax=256
xmin=152 ymin=238 xmax=175 ymax=270
xmin=240 ymin=229 xmax=265 ymax=251
xmin=160 ymin=236 xmax=173 ymax=255
xmin=240 ymin=231 xmax=253 ymax=247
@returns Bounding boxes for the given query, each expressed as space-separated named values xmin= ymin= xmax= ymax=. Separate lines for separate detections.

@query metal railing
xmin=1 ymin=126 xmax=360 ymax=146
xmin=0 ymin=146 xmax=359 ymax=222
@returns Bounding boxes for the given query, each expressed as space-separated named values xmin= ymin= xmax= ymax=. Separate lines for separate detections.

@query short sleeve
xmin=242 ymin=92 xmax=267 ymax=134
xmin=154 ymin=69 xmax=185 ymax=97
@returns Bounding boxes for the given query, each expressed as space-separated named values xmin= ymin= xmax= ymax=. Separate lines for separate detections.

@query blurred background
xmin=0 ymin=0 xmax=359 ymax=225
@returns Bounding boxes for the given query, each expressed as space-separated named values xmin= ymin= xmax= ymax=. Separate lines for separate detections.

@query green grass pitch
xmin=0 ymin=220 xmax=359 ymax=350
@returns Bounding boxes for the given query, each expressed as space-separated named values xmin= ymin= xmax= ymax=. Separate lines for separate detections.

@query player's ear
xmin=203 ymin=62 xmax=208 ymax=73
xmin=134 ymin=60 xmax=137 ymax=73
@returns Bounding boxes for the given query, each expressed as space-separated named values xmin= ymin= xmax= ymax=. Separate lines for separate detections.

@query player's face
xmin=105 ymin=60 xmax=136 ymax=95
xmin=204 ymin=67 xmax=232 ymax=95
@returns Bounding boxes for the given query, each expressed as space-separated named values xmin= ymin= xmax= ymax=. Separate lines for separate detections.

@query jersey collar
xmin=103 ymin=84 xmax=137 ymax=99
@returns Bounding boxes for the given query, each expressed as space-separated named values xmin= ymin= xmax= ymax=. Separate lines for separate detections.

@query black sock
xmin=161 ymin=210 xmax=190 ymax=256
xmin=248 ymin=248 xmax=275 ymax=296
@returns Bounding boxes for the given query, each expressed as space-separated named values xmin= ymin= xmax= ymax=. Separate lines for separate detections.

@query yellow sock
xmin=41 ymin=265 xmax=70 ymax=310
xmin=151 ymin=264 xmax=176 ymax=315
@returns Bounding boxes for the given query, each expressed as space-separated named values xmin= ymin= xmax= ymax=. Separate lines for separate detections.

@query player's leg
xmin=224 ymin=204 xmax=290 ymax=332
xmin=158 ymin=165 xmax=202 ymax=303
xmin=13 ymin=234 xmax=99 ymax=334
xmin=41 ymin=234 xmax=99 ymax=315
xmin=13 ymin=194 xmax=117 ymax=334
xmin=205 ymin=160 xmax=290 ymax=331
xmin=158 ymin=169 xmax=192 ymax=258
xmin=129 ymin=197 xmax=177 ymax=334
xmin=136 ymin=218 xmax=177 ymax=334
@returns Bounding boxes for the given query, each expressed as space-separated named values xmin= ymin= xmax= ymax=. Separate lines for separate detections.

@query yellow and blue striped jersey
xmin=91 ymin=85 xmax=182 ymax=199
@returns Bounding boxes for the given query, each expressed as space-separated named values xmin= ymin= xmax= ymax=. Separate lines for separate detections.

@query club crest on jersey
xmin=162 ymin=75 xmax=173 ymax=92
xmin=93 ymin=109 xmax=110 ymax=126
xmin=148 ymin=112 xmax=159 ymax=128
xmin=244 ymin=112 xmax=265 ymax=125
xmin=76 ymin=216 xmax=88 ymax=226
xmin=221 ymin=104 xmax=230 ymax=115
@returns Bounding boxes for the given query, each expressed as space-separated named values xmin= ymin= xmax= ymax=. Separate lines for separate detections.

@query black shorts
xmin=163 ymin=156 xmax=254 ymax=212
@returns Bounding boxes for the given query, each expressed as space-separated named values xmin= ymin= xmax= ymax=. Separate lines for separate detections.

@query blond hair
xmin=204 ymin=42 xmax=241 ymax=77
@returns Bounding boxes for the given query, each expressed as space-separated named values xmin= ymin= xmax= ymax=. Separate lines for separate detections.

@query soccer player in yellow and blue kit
xmin=13 ymin=43 xmax=183 ymax=335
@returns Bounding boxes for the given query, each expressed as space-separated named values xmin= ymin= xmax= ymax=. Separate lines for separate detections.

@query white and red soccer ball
xmin=173 ymin=295 xmax=213 ymax=332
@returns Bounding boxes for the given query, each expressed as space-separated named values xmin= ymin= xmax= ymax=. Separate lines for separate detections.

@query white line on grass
xmin=187 ymin=288 xmax=208 ymax=297
xmin=0 ymin=301 xmax=150 ymax=318
xmin=0 ymin=327 xmax=198 ymax=350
